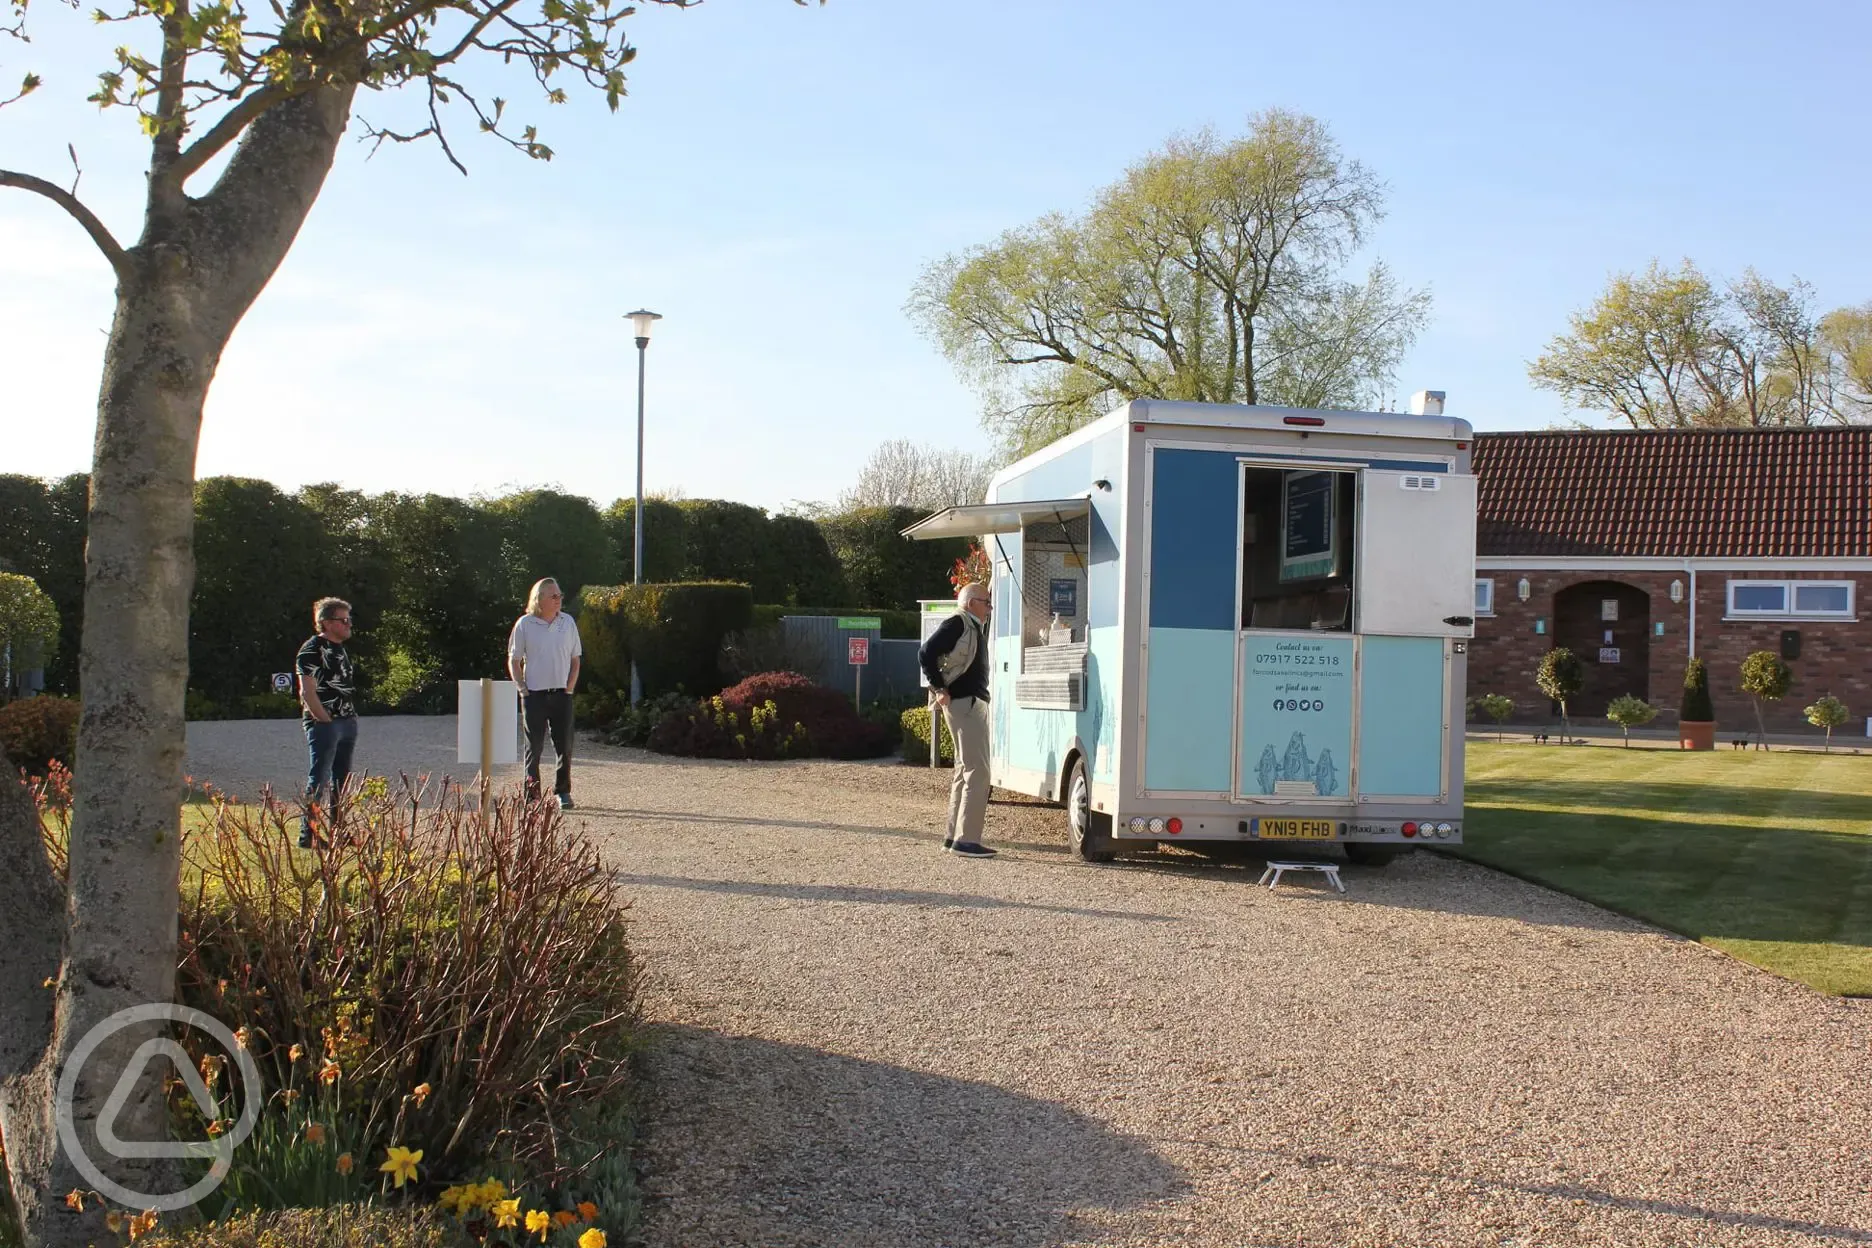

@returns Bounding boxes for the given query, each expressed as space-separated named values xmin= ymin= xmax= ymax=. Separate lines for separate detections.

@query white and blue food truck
xmin=904 ymin=397 xmax=1477 ymax=864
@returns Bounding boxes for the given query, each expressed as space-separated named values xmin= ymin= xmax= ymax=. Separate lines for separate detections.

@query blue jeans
xmin=302 ymin=715 xmax=358 ymax=836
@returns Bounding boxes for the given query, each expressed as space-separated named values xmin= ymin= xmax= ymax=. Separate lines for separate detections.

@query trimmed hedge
xmin=900 ymin=703 xmax=955 ymax=765
xmin=578 ymin=581 xmax=754 ymax=699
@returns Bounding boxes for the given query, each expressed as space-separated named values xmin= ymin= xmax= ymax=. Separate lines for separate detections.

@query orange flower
xmin=304 ymin=1122 xmax=327 ymax=1146
xmin=127 ymin=1210 xmax=159 ymax=1242
xmin=105 ymin=1212 xmax=126 ymax=1234
xmin=288 ymin=1043 xmax=305 ymax=1062
xmin=335 ymin=1152 xmax=355 ymax=1175
xmin=63 ymin=1190 xmax=84 ymax=1212
xmin=411 ymin=1082 xmax=432 ymax=1108
xmin=280 ymin=1088 xmax=301 ymax=1104
xmin=233 ymin=1026 xmax=252 ymax=1049
xmin=553 ymin=1210 xmax=578 ymax=1228
xmin=318 ymin=1058 xmax=341 ymax=1085
xmin=577 ymin=1201 xmax=599 ymax=1222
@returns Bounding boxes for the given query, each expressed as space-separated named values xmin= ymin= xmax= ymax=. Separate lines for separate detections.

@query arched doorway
xmin=1552 ymin=581 xmax=1651 ymax=717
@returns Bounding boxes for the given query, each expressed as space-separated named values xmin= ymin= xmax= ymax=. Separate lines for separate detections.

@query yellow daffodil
xmin=335 ymin=1152 xmax=355 ymax=1175
xmin=525 ymin=1209 xmax=550 ymax=1241
xmin=127 ymin=1210 xmax=159 ymax=1242
xmin=492 ymin=1198 xmax=521 ymax=1228
xmin=577 ymin=1200 xmax=599 ymax=1222
xmin=437 ymin=1186 xmax=466 ymax=1216
xmin=317 ymin=1058 xmax=341 ymax=1085
xmin=379 ymin=1146 xmax=422 ymax=1188
xmin=288 ymin=1043 xmax=305 ymax=1062
xmin=578 ymin=1230 xmax=607 ymax=1248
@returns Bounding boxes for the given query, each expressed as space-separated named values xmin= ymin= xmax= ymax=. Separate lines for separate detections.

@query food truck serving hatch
xmin=900 ymin=498 xmax=1091 ymax=541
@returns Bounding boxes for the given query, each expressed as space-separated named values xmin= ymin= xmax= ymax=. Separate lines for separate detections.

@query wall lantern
xmin=1669 ymin=579 xmax=1684 ymax=604
xmin=1516 ymin=577 xmax=1532 ymax=602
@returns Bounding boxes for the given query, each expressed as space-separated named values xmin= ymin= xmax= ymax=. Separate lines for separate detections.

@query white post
xmin=929 ymin=690 xmax=938 ymax=770
xmin=479 ymin=676 xmax=493 ymax=826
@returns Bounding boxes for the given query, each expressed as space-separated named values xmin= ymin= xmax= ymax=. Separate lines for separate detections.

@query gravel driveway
xmin=187 ymin=717 xmax=1872 ymax=1248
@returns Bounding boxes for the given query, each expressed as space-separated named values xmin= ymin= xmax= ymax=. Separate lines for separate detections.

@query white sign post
xmin=847 ymin=636 xmax=869 ymax=711
xmin=457 ymin=679 xmax=520 ymax=824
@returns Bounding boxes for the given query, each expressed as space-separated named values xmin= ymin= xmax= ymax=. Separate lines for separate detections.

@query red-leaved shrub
xmin=717 ymin=672 xmax=895 ymax=760
xmin=0 ymin=693 xmax=79 ymax=777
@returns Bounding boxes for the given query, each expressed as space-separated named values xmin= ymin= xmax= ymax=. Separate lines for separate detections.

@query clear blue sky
xmin=5 ymin=0 xmax=1869 ymax=512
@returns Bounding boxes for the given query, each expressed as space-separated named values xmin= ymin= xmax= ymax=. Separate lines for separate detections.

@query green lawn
xmin=1455 ymin=742 xmax=1872 ymax=996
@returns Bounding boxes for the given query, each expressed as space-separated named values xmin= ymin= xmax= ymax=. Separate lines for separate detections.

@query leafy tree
xmin=765 ymin=513 xmax=848 ymax=607
xmin=1803 ymin=695 xmax=1850 ymax=753
xmin=3 ymin=0 xmax=819 ymax=1225
xmin=1475 ymin=692 xmax=1515 ymax=741
xmin=367 ymin=494 xmax=515 ymax=702
xmin=604 ymin=496 xmax=689 ymax=585
xmin=818 ymin=505 xmax=969 ymax=610
xmin=1740 ymin=650 xmax=1793 ymax=747
xmin=1605 ymin=694 xmax=1658 ymax=747
xmin=0 ymin=474 xmax=87 ymax=693
xmin=488 ymin=488 xmax=622 ymax=610
xmin=0 ymin=573 xmax=60 ymax=700
xmin=190 ymin=477 xmax=328 ymax=706
xmin=1535 ymin=647 xmax=1584 ymax=742
xmin=1680 ymin=657 xmax=1715 ymax=722
xmin=1530 ymin=261 xmax=1872 ymax=428
xmin=910 ymin=110 xmax=1429 ymax=454
xmin=676 ymin=499 xmax=782 ymax=600
xmin=298 ymin=482 xmax=397 ymax=692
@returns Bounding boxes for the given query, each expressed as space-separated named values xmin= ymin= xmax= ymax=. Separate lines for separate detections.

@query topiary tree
xmin=1535 ymin=647 xmax=1584 ymax=742
xmin=1739 ymin=650 xmax=1793 ymax=749
xmin=1605 ymin=694 xmax=1658 ymax=747
xmin=0 ymin=572 xmax=60 ymax=702
xmin=1804 ymin=695 xmax=1850 ymax=753
xmin=1680 ymin=656 xmax=1715 ymax=722
xmin=1476 ymin=693 xmax=1515 ymax=741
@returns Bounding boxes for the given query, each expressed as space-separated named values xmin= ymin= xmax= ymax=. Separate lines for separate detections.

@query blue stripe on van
xmin=1143 ymin=627 xmax=1236 ymax=792
xmin=1148 ymin=449 xmax=1239 ymax=631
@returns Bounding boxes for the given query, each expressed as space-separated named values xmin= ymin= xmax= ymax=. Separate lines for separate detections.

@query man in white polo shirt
xmin=507 ymin=576 xmax=583 ymax=809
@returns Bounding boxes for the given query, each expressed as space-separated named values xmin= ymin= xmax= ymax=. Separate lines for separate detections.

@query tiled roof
xmin=1473 ymin=427 xmax=1872 ymax=558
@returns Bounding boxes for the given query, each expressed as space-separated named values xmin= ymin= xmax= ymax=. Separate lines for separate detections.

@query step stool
xmin=1258 ymin=860 xmax=1345 ymax=893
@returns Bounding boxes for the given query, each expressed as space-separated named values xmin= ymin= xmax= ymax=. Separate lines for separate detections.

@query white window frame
xmin=1725 ymin=578 xmax=1855 ymax=620
xmin=1474 ymin=577 xmax=1496 ymax=617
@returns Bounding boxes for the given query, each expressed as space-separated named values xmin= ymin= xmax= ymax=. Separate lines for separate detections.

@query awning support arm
xmin=1054 ymin=508 xmax=1084 ymax=570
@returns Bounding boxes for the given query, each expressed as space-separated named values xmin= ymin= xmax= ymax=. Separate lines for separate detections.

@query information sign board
xmin=836 ymin=616 xmax=881 ymax=630
xmin=848 ymin=637 xmax=870 ymax=666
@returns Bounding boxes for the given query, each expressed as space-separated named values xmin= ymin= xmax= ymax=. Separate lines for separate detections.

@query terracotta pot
xmin=1679 ymin=720 xmax=1716 ymax=751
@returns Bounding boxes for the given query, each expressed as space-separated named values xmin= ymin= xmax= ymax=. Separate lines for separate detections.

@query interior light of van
xmin=1166 ymin=817 xmax=1183 ymax=834
xmin=1401 ymin=822 xmax=1419 ymax=838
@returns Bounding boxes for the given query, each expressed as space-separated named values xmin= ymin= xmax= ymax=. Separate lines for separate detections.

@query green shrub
xmin=241 ymin=691 xmax=304 ymax=719
xmin=900 ymin=704 xmax=954 ymax=765
xmin=1803 ymin=694 xmax=1850 ymax=752
xmin=718 ymin=672 xmax=895 ymax=759
xmin=1474 ymin=693 xmax=1515 ymax=740
xmin=577 ymin=582 xmax=754 ymax=699
xmin=1740 ymin=650 xmax=1793 ymax=746
xmin=174 ymin=785 xmax=640 ymax=1209
xmin=0 ymin=693 xmax=78 ymax=776
xmin=602 ymin=691 xmax=696 ymax=748
xmin=141 ymin=1207 xmax=459 ymax=1248
xmin=1605 ymin=694 xmax=1658 ymax=746
xmin=0 ymin=570 xmax=59 ymax=696
xmin=1680 ymin=657 xmax=1715 ymax=722
xmin=372 ymin=645 xmax=447 ymax=714
xmin=1535 ymin=647 xmax=1584 ymax=741
xmin=646 ymin=694 xmax=810 ymax=759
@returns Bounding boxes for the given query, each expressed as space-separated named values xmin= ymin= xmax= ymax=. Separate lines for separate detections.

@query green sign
xmin=836 ymin=616 xmax=881 ymax=630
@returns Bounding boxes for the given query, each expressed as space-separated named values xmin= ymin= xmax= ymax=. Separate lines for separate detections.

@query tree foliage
xmin=1739 ymin=649 xmax=1793 ymax=747
xmin=1604 ymin=693 xmax=1657 ymax=746
xmin=0 ymin=572 xmax=60 ymax=698
xmin=1531 ymin=262 xmax=1872 ymax=428
xmin=489 ymin=488 xmax=621 ymax=609
xmin=1680 ymin=656 xmax=1715 ymax=722
xmin=0 ymin=474 xmax=86 ymax=693
xmin=838 ymin=439 xmax=996 ymax=510
xmin=910 ymin=110 xmax=1430 ymax=454
xmin=1535 ymin=647 xmax=1584 ymax=740
xmin=190 ymin=477 xmax=328 ymax=703
xmin=604 ymin=496 xmax=688 ymax=584
xmin=818 ymin=505 xmax=968 ymax=610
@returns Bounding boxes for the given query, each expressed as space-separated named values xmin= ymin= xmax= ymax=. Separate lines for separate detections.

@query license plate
xmin=1258 ymin=819 xmax=1336 ymax=840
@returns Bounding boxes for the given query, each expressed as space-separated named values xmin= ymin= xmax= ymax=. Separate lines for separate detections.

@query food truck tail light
xmin=1166 ymin=817 xmax=1183 ymax=835
xmin=1128 ymin=817 xmax=1147 ymax=833
xmin=1436 ymin=822 xmax=1454 ymax=838
xmin=1283 ymin=415 xmax=1326 ymax=427
xmin=1401 ymin=822 xmax=1419 ymax=838
xmin=1147 ymin=817 xmax=1166 ymax=834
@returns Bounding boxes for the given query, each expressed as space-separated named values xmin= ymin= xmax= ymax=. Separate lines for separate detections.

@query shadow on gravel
xmin=592 ymin=806 xmax=1068 ymax=856
xmin=637 ymin=1025 xmax=1186 ymax=1248
xmin=613 ymin=873 xmax=1179 ymax=924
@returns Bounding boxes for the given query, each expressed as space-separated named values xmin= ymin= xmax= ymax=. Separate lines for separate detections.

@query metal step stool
xmin=1258 ymin=860 xmax=1345 ymax=893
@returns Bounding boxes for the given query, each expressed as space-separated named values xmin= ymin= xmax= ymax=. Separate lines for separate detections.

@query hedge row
xmin=0 ymin=473 xmax=969 ymax=712
xmin=579 ymin=582 xmax=754 ymax=699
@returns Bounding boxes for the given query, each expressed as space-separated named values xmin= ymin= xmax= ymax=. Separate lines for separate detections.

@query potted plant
xmin=1535 ymin=648 xmax=1584 ymax=743
xmin=1679 ymin=657 xmax=1716 ymax=750
xmin=1803 ymin=694 xmax=1849 ymax=754
xmin=1740 ymin=650 xmax=1792 ymax=750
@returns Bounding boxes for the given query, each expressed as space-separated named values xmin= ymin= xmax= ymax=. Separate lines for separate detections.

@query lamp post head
xmin=626 ymin=308 xmax=662 ymax=347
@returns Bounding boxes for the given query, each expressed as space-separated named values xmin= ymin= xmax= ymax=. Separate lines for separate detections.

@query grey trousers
xmin=943 ymin=695 xmax=991 ymax=845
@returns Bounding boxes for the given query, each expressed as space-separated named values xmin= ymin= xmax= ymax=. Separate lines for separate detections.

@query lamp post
xmin=626 ymin=308 xmax=661 ymax=704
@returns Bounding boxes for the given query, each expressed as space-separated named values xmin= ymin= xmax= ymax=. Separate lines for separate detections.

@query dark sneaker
xmin=557 ymin=794 xmax=575 ymax=811
xmin=950 ymin=842 xmax=996 ymax=858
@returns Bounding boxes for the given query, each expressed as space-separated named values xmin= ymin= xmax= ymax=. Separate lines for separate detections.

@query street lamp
xmin=626 ymin=308 xmax=661 ymax=704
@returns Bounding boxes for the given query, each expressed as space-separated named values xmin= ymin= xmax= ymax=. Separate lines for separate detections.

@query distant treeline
xmin=0 ymin=475 xmax=966 ymax=712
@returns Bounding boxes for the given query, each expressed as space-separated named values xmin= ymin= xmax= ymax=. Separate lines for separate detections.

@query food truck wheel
xmin=1343 ymin=843 xmax=1403 ymax=867
xmin=1067 ymin=757 xmax=1117 ymax=863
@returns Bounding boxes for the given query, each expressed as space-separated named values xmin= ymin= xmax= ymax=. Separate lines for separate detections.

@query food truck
xmin=903 ymin=397 xmax=1477 ymax=864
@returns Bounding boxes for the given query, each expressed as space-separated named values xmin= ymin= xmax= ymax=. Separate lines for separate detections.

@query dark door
xmin=1552 ymin=581 xmax=1651 ymax=717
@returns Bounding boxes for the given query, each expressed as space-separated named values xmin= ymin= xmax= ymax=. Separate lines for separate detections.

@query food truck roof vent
xmin=1409 ymin=389 xmax=1446 ymax=416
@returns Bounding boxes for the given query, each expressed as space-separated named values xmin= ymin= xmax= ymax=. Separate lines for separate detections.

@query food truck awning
xmin=900 ymin=498 xmax=1090 ymax=541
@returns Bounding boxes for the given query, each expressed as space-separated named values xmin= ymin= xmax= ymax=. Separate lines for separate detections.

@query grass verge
xmin=1455 ymin=742 xmax=1872 ymax=996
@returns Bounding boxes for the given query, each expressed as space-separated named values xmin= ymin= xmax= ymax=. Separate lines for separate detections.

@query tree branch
xmin=0 ymin=170 xmax=133 ymax=281
xmin=169 ymin=84 xmax=291 ymax=187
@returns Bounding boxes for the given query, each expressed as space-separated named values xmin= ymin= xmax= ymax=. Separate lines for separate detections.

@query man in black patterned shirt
xmin=295 ymin=596 xmax=358 ymax=848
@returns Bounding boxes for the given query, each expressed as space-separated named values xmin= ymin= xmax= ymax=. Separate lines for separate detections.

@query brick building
xmin=1467 ymin=427 xmax=1871 ymax=734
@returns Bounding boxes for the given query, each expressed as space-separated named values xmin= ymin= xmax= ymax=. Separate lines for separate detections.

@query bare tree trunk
xmin=0 ymin=80 xmax=357 ymax=1247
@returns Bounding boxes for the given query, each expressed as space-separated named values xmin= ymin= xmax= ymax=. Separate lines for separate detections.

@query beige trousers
xmin=943 ymin=695 xmax=992 ymax=845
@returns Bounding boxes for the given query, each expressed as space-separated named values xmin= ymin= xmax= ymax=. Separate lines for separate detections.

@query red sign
xmin=848 ymin=637 xmax=870 ymax=666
